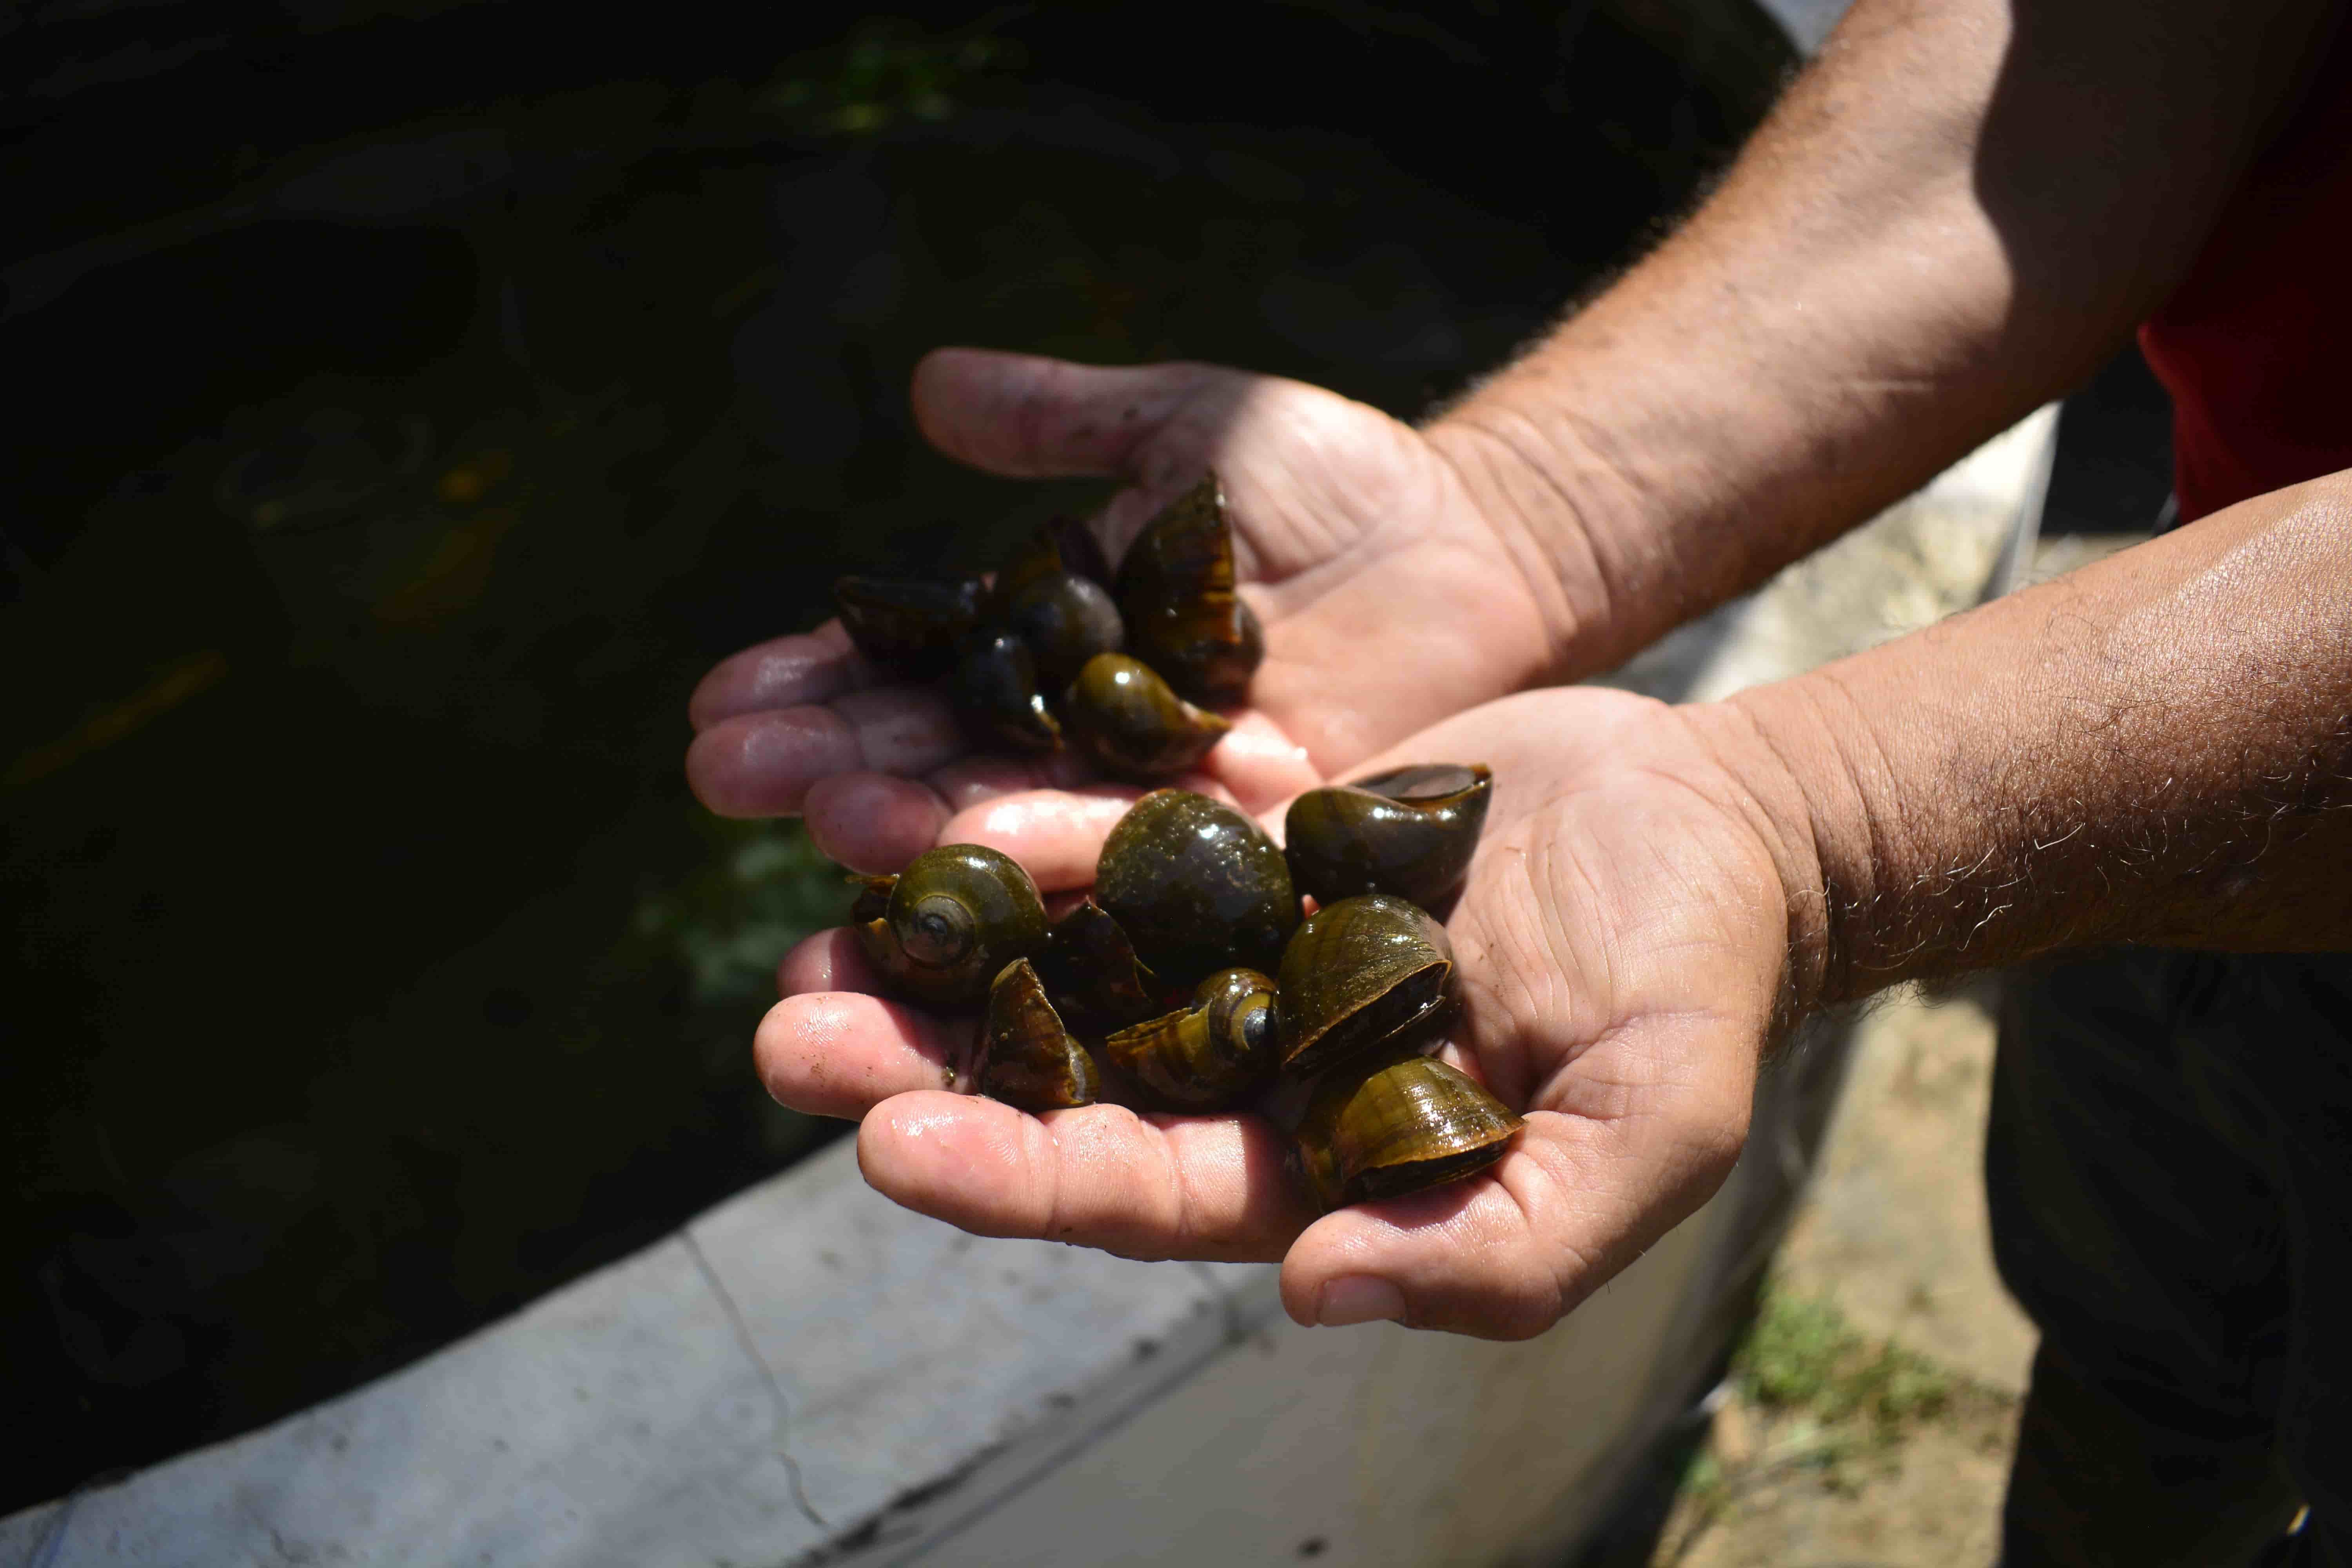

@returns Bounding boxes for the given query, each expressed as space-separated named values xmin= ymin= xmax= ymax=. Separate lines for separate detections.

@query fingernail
xmin=1315 ymin=1276 xmax=1405 ymax=1327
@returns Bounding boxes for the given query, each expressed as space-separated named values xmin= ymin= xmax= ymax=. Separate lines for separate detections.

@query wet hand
xmin=753 ymin=686 xmax=1795 ymax=1341
xmin=685 ymin=348 xmax=1581 ymax=871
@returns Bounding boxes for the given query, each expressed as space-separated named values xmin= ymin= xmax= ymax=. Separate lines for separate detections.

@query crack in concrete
xmin=681 ymin=1229 xmax=830 ymax=1534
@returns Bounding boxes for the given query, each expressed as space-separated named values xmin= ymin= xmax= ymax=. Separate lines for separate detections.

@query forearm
xmin=1697 ymin=472 xmax=2352 ymax=1015
xmin=1432 ymin=0 xmax=2334 ymax=677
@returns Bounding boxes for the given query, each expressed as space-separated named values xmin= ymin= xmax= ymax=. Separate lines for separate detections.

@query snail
xmin=949 ymin=628 xmax=1061 ymax=752
xmin=833 ymin=575 xmax=987 ymax=678
xmin=1062 ymin=653 xmax=1230 ymax=779
xmin=1284 ymin=764 xmax=1493 ymax=908
xmin=1294 ymin=1045 xmax=1523 ymax=1210
xmin=976 ymin=958 xmax=1101 ymax=1111
xmin=824 ymin=470 xmax=1256 ymax=778
xmin=1095 ymin=788 xmax=1298 ymax=988
xmin=1035 ymin=899 xmax=1164 ymax=1035
xmin=852 ymin=844 xmax=1049 ymax=1007
xmin=1275 ymin=894 xmax=1454 ymax=1077
xmin=1114 ymin=474 xmax=1264 ymax=708
xmin=989 ymin=521 xmax=1125 ymax=686
xmin=1102 ymin=967 xmax=1278 ymax=1109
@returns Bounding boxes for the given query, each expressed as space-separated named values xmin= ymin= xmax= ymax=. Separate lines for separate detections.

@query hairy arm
xmin=1699 ymin=470 xmax=2352 ymax=1015
xmin=1431 ymin=0 xmax=2337 ymax=676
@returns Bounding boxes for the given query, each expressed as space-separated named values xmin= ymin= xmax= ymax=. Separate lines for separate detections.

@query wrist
xmin=1420 ymin=410 xmax=1635 ymax=684
xmin=1676 ymin=688 xmax=1877 ymax=1027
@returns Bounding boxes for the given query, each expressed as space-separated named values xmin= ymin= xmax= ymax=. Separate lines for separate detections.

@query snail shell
xmin=1001 ymin=573 xmax=1125 ymax=688
xmin=977 ymin=958 xmax=1101 ymax=1110
xmin=852 ymin=844 xmax=1049 ymax=1007
xmin=833 ymin=575 xmax=986 ymax=678
xmin=1114 ymin=474 xmax=1264 ymax=708
xmin=1275 ymin=893 xmax=1454 ymax=1076
xmin=1283 ymin=763 xmax=1494 ymax=908
xmin=1062 ymin=653 xmax=1230 ymax=779
xmin=1102 ymin=967 xmax=1277 ymax=1110
xmin=1294 ymin=1046 xmax=1523 ymax=1210
xmin=1096 ymin=788 xmax=1299 ymax=988
xmin=1036 ymin=899 xmax=1164 ymax=1034
xmin=948 ymin=628 xmax=1062 ymax=752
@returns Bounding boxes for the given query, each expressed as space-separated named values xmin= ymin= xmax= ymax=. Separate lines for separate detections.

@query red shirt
xmin=2138 ymin=19 xmax=2352 ymax=521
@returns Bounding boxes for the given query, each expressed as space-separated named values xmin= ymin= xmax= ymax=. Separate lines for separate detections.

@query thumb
xmin=910 ymin=347 xmax=1253 ymax=481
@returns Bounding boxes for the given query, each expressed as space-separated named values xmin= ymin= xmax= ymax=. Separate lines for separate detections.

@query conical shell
xmin=1294 ymin=1048 xmax=1522 ymax=1210
xmin=852 ymin=844 xmax=1047 ymax=1007
xmin=977 ymin=958 xmax=1100 ymax=1111
xmin=1102 ymin=967 xmax=1277 ymax=1109
xmin=1113 ymin=474 xmax=1263 ymax=707
xmin=1275 ymin=894 xmax=1453 ymax=1076
xmin=1284 ymin=763 xmax=1493 ymax=907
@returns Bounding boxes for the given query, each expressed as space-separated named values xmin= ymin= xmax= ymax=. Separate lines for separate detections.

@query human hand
xmin=753 ymin=685 xmax=1801 ymax=1340
xmin=685 ymin=348 xmax=1589 ymax=873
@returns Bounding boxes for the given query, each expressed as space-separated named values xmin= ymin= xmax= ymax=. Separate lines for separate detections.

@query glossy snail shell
xmin=1036 ymin=900 xmax=1164 ymax=1034
xmin=1000 ymin=573 xmax=1125 ymax=688
xmin=1283 ymin=763 xmax=1494 ymax=908
xmin=1294 ymin=1047 xmax=1522 ymax=1210
xmin=1062 ymin=653 xmax=1230 ymax=779
xmin=1274 ymin=893 xmax=1453 ymax=1076
xmin=1095 ymin=788 xmax=1299 ymax=988
xmin=832 ymin=575 xmax=986 ymax=678
xmin=1102 ymin=967 xmax=1277 ymax=1109
xmin=977 ymin=958 xmax=1101 ymax=1111
xmin=1114 ymin=474 xmax=1264 ymax=708
xmin=948 ymin=628 xmax=1062 ymax=752
xmin=852 ymin=844 xmax=1048 ymax=1007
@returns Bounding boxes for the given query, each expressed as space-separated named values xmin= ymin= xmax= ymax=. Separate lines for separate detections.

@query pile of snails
xmin=833 ymin=474 xmax=1520 ymax=1210
xmin=833 ymin=474 xmax=1257 ymax=779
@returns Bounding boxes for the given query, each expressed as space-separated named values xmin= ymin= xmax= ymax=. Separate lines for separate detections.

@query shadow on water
xmin=0 ymin=0 xmax=1788 ymax=1508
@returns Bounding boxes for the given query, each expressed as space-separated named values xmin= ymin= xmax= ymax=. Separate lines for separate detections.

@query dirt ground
xmin=1651 ymin=981 xmax=2030 ymax=1568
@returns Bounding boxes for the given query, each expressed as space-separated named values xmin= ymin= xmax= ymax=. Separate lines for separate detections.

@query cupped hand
xmin=685 ymin=348 xmax=1586 ymax=873
xmin=754 ymin=685 xmax=1799 ymax=1340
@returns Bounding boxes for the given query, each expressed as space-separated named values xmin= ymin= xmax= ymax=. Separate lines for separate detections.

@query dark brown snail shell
xmin=1035 ymin=900 xmax=1163 ymax=1034
xmin=977 ymin=958 xmax=1101 ymax=1111
xmin=853 ymin=844 xmax=1049 ymax=1007
xmin=1114 ymin=474 xmax=1264 ymax=708
xmin=1102 ymin=967 xmax=1278 ymax=1110
xmin=1283 ymin=763 xmax=1494 ymax=908
xmin=1096 ymin=788 xmax=1299 ymax=988
xmin=1062 ymin=653 xmax=1230 ymax=779
xmin=833 ymin=575 xmax=986 ymax=678
xmin=1000 ymin=573 xmax=1125 ymax=688
xmin=948 ymin=629 xmax=1062 ymax=752
xmin=1275 ymin=893 xmax=1454 ymax=1076
xmin=1294 ymin=1046 xmax=1523 ymax=1210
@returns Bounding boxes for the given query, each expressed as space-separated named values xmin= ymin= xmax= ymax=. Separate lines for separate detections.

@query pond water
xmin=0 ymin=1 xmax=1784 ymax=1509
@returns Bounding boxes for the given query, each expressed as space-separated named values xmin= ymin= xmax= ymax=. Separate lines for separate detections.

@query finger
xmin=911 ymin=348 xmax=1244 ymax=481
xmin=926 ymin=750 xmax=1098 ymax=813
xmin=689 ymin=622 xmax=873 ymax=732
xmin=775 ymin=925 xmax=877 ymax=998
xmin=804 ymin=773 xmax=953 ymax=874
xmin=685 ymin=689 xmax=964 ymax=818
xmin=755 ymin=986 xmax=971 ymax=1121
xmin=1201 ymin=711 xmax=1321 ymax=814
xmin=936 ymin=786 xmax=1164 ymax=891
xmin=856 ymin=1090 xmax=1314 ymax=1262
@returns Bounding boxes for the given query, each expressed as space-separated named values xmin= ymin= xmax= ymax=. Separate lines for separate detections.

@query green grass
xmin=1736 ymin=1287 xmax=1953 ymax=1435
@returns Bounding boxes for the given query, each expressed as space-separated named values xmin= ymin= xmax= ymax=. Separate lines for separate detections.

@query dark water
xmin=0 ymin=2 xmax=1785 ymax=1508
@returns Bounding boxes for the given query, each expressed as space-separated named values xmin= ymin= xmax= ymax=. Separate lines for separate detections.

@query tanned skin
xmin=693 ymin=0 xmax=2352 ymax=1338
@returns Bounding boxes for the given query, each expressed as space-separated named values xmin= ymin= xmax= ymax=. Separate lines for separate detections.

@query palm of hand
xmin=757 ymin=687 xmax=1788 ymax=1341
xmin=685 ymin=349 xmax=1566 ymax=877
